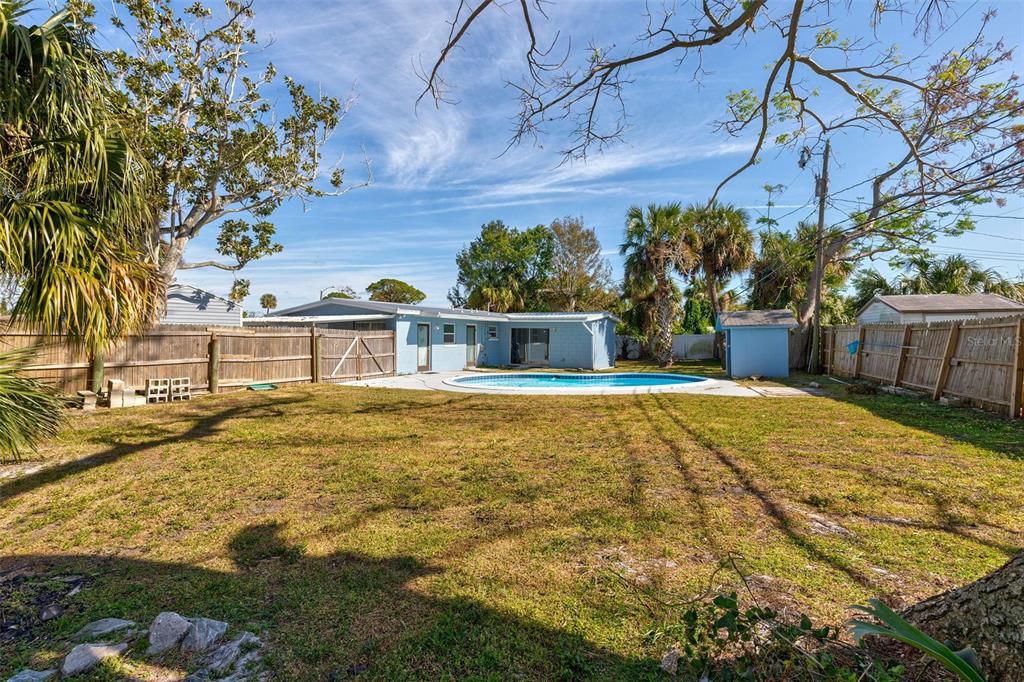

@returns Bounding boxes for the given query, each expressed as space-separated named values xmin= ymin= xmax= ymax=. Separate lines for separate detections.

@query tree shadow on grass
xmin=645 ymin=391 xmax=1020 ymax=594
xmin=821 ymin=387 xmax=1024 ymax=461
xmin=0 ymin=396 xmax=311 ymax=503
xmin=351 ymin=395 xmax=476 ymax=415
xmin=642 ymin=395 xmax=889 ymax=598
xmin=1 ymin=522 xmax=659 ymax=681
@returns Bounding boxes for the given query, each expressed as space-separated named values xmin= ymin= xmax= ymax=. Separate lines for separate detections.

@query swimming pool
xmin=444 ymin=372 xmax=711 ymax=394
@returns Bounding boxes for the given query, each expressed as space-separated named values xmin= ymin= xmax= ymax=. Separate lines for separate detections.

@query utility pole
xmin=808 ymin=139 xmax=830 ymax=374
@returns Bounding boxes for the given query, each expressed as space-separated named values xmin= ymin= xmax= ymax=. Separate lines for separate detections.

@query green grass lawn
xmin=1 ymin=367 xmax=1022 ymax=680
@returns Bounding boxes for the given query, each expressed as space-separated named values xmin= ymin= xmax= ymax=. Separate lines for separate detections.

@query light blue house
xmin=260 ymin=298 xmax=619 ymax=374
xmin=716 ymin=309 xmax=797 ymax=378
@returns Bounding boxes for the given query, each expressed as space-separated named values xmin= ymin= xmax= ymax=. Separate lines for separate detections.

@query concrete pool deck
xmin=339 ymin=372 xmax=822 ymax=397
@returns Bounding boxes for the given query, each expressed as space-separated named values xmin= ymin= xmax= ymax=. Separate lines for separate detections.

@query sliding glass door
xmin=510 ymin=328 xmax=549 ymax=365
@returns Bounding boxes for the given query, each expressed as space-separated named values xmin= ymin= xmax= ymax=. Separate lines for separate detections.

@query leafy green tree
xmin=97 ymin=0 xmax=366 ymax=285
xmin=227 ymin=279 xmax=250 ymax=304
xmin=621 ymin=203 xmax=696 ymax=367
xmin=684 ymin=202 xmax=754 ymax=317
xmin=451 ymin=220 xmax=554 ymax=312
xmin=748 ymin=223 xmax=851 ymax=325
xmin=366 ymin=279 xmax=426 ymax=304
xmin=259 ymin=293 xmax=277 ymax=315
xmin=679 ymin=280 xmax=715 ymax=334
xmin=543 ymin=216 xmax=614 ymax=311
xmin=755 ymin=184 xmax=786 ymax=231
xmin=323 ymin=287 xmax=358 ymax=300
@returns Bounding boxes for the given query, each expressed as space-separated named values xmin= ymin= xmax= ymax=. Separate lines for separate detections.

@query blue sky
xmin=96 ymin=1 xmax=1024 ymax=310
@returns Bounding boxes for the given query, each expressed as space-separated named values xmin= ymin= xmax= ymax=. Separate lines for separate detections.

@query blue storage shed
xmin=716 ymin=310 xmax=797 ymax=378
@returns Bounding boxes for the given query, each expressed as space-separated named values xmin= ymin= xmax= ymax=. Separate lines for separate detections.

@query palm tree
xmin=852 ymin=255 xmax=1024 ymax=306
xmin=260 ymin=293 xmax=278 ymax=315
xmin=849 ymin=269 xmax=898 ymax=312
xmin=685 ymin=201 xmax=754 ymax=316
xmin=621 ymin=203 xmax=696 ymax=367
xmin=1 ymin=2 xmax=161 ymax=345
xmin=1 ymin=3 xmax=161 ymax=459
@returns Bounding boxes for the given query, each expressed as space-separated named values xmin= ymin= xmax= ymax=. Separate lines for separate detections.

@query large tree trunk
xmin=902 ymin=551 xmax=1024 ymax=680
xmin=705 ymin=273 xmax=722 ymax=360
xmin=158 ymin=235 xmax=189 ymax=284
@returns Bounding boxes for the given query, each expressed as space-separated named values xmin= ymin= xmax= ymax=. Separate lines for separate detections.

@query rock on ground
xmin=205 ymin=632 xmax=261 ymax=675
xmin=71 ymin=617 xmax=135 ymax=641
xmin=6 ymin=671 xmax=57 ymax=682
xmin=146 ymin=611 xmax=191 ymax=656
xmin=660 ymin=647 xmax=681 ymax=676
xmin=181 ymin=617 xmax=228 ymax=652
xmin=38 ymin=604 xmax=63 ymax=622
xmin=221 ymin=647 xmax=265 ymax=682
xmin=61 ymin=643 xmax=128 ymax=677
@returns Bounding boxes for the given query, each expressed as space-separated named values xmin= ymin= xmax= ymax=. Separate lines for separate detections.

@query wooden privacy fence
xmin=0 ymin=324 xmax=395 ymax=395
xmin=824 ymin=316 xmax=1024 ymax=418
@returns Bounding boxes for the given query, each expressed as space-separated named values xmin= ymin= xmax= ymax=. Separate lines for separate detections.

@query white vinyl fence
xmin=616 ymin=334 xmax=716 ymax=361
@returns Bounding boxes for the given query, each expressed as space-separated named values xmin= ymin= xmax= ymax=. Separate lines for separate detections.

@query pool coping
xmin=440 ymin=372 xmax=722 ymax=395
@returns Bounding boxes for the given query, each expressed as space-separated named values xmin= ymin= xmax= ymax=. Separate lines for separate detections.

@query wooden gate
xmin=318 ymin=330 xmax=395 ymax=382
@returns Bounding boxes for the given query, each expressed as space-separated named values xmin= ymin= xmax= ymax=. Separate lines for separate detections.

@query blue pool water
xmin=450 ymin=372 xmax=708 ymax=389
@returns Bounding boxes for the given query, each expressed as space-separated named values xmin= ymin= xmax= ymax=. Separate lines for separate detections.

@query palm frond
xmin=0 ymin=345 xmax=65 ymax=462
xmin=1 ymin=1 xmax=161 ymax=350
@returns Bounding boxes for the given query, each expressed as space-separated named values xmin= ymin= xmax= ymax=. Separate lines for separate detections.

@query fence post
xmin=933 ymin=322 xmax=960 ymax=401
xmin=1010 ymin=318 xmax=1024 ymax=419
xmin=89 ymin=351 xmax=105 ymax=394
xmin=356 ymin=334 xmax=363 ymax=380
xmin=208 ymin=332 xmax=220 ymax=394
xmin=893 ymin=325 xmax=912 ymax=386
xmin=824 ymin=329 xmax=833 ymax=375
xmin=310 ymin=326 xmax=321 ymax=383
xmin=853 ymin=327 xmax=866 ymax=378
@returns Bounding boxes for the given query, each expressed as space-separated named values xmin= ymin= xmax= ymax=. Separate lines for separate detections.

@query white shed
xmin=856 ymin=293 xmax=1024 ymax=325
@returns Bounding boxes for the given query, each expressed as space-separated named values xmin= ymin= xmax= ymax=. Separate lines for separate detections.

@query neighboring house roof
xmin=274 ymin=297 xmax=619 ymax=323
xmin=717 ymin=309 xmax=798 ymax=329
xmin=856 ymin=293 xmax=1024 ymax=318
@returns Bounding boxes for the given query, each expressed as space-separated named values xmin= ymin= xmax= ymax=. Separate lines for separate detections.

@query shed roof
xmin=717 ymin=309 xmax=798 ymax=328
xmin=860 ymin=293 xmax=1024 ymax=316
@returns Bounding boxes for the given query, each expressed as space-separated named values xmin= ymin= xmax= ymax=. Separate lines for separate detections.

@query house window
xmin=354 ymin=322 xmax=387 ymax=331
xmin=443 ymin=323 xmax=456 ymax=344
xmin=488 ymin=325 xmax=498 ymax=340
